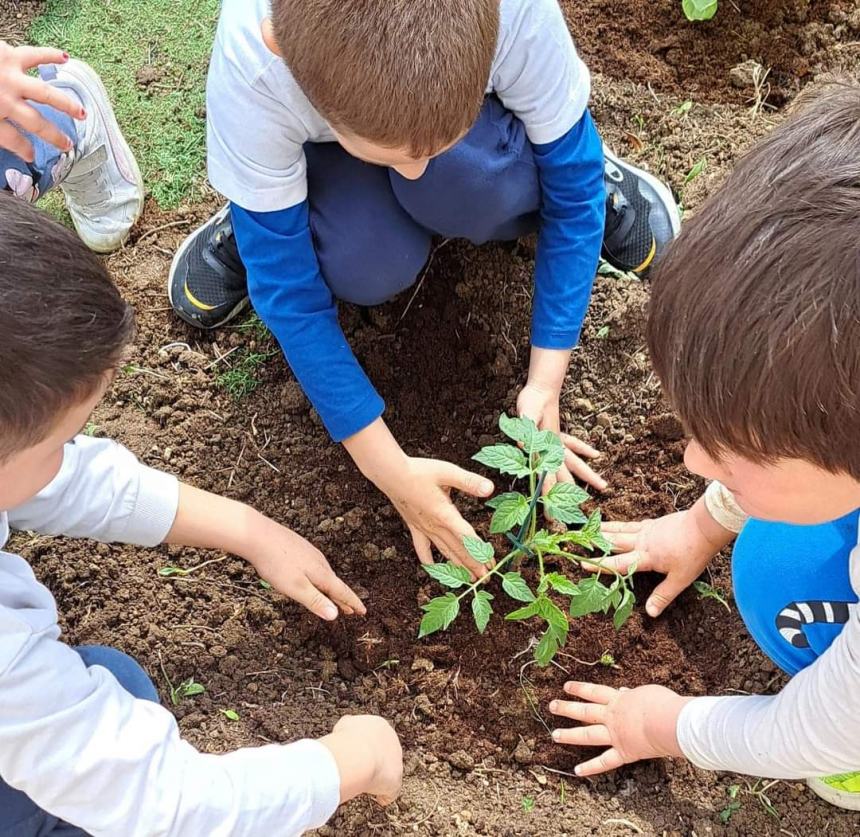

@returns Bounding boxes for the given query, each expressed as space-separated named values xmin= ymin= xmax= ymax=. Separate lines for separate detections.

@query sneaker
xmin=168 ymin=204 xmax=249 ymax=329
xmin=807 ymin=772 xmax=860 ymax=810
xmin=50 ymin=59 xmax=144 ymax=254
xmin=602 ymin=148 xmax=681 ymax=276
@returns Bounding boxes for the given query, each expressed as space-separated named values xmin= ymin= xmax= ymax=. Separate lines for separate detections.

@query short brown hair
xmin=271 ymin=0 xmax=499 ymax=156
xmin=0 ymin=195 xmax=135 ymax=460
xmin=647 ymin=82 xmax=860 ymax=478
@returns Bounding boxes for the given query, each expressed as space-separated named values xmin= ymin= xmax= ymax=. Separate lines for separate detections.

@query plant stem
xmin=456 ymin=547 xmax=521 ymax=602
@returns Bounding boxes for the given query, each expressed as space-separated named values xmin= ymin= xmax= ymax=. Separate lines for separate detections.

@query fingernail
xmin=62 ymin=52 xmax=70 ymax=61
xmin=574 ymin=765 xmax=583 ymax=776
xmin=550 ymin=700 xmax=558 ymax=711
xmin=324 ymin=606 xmax=338 ymax=620
xmin=480 ymin=480 xmax=493 ymax=495
xmin=646 ymin=602 xmax=659 ymax=617
xmin=79 ymin=108 xmax=87 ymax=119
xmin=552 ymin=729 xmax=561 ymax=741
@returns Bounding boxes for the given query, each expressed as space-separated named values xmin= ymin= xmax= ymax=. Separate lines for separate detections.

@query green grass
xmin=30 ymin=0 xmax=218 ymax=208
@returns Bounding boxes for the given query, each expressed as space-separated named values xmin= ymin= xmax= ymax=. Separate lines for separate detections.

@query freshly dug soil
xmin=0 ymin=1 xmax=43 ymax=42
xmin=9 ymin=2 xmax=860 ymax=835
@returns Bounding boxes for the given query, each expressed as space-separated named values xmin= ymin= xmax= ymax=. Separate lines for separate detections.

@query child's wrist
xmin=318 ymin=730 xmax=377 ymax=803
xmin=690 ymin=496 xmax=736 ymax=552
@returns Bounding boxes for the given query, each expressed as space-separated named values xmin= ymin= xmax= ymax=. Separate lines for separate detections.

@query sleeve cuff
xmin=704 ymin=481 xmax=749 ymax=534
xmin=122 ymin=467 xmax=180 ymax=547
xmin=327 ymin=392 xmax=386 ymax=443
xmin=281 ymin=739 xmax=341 ymax=830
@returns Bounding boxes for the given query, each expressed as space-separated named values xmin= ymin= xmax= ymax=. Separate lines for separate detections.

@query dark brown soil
xmin=565 ymin=0 xmax=860 ymax=107
xmin=0 ymin=0 xmax=44 ymax=42
xmin=8 ymin=2 xmax=860 ymax=835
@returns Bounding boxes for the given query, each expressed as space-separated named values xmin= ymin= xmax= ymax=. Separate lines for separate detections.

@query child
xmin=0 ymin=196 xmax=402 ymax=835
xmin=168 ymin=0 xmax=681 ymax=580
xmin=548 ymin=83 xmax=860 ymax=811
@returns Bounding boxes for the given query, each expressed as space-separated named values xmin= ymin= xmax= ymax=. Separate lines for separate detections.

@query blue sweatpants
xmin=303 ymin=95 xmax=541 ymax=306
xmin=0 ymin=646 xmax=159 ymax=837
xmin=733 ymin=509 xmax=859 ymax=677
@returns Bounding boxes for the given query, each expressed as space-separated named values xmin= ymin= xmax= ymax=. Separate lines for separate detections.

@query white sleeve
xmin=0 ymin=552 xmax=340 ymax=836
xmin=491 ymin=0 xmax=591 ymax=145
xmin=677 ymin=596 xmax=860 ymax=778
xmin=704 ymin=481 xmax=749 ymax=535
xmin=8 ymin=435 xmax=179 ymax=548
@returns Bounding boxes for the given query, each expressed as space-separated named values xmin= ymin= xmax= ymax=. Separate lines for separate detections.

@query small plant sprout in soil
xmin=419 ymin=414 xmax=636 ymax=666
xmin=682 ymin=0 xmax=717 ymax=21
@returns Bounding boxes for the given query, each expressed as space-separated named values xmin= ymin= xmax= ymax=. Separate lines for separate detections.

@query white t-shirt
xmin=207 ymin=0 xmax=591 ymax=213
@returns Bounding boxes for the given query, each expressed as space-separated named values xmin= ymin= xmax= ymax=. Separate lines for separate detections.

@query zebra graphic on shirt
xmin=776 ymin=599 xmax=858 ymax=648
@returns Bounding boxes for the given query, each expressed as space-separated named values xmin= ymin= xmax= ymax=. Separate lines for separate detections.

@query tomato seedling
xmin=418 ymin=414 xmax=636 ymax=666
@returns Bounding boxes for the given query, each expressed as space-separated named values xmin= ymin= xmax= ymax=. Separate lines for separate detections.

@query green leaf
xmin=582 ymin=510 xmax=612 ymax=554
xmin=538 ymin=597 xmax=569 ymax=644
xmin=490 ymin=493 xmax=530 ymax=534
xmin=502 ymin=572 xmax=536 ymax=602
xmin=424 ymin=562 xmax=472 ymax=589
xmin=221 ymin=709 xmax=240 ymax=721
xmin=541 ymin=482 xmax=590 ymax=524
xmin=535 ymin=444 xmax=565 ymax=475
xmin=486 ymin=491 xmax=527 ymax=510
xmin=418 ymin=594 xmax=461 ymax=638
xmin=472 ymin=590 xmax=493 ymax=633
xmin=568 ymin=576 xmax=611 ymax=617
xmin=682 ymin=0 xmax=718 ymax=21
xmin=158 ymin=566 xmax=189 ymax=577
xmin=463 ymin=535 xmax=494 ymax=565
xmin=535 ymin=626 xmax=561 ymax=666
xmin=473 ymin=444 xmax=530 ymax=477
xmin=529 ymin=530 xmax=559 ymax=552
xmin=613 ymin=587 xmax=635 ymax=630
xmin=505 ymin=599 xmax=542 ymax=621
xmin=544 ymin=572 xmax=580 ymax=597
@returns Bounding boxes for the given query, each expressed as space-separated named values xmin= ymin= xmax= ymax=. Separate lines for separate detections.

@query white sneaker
xmin=807 ymin=774 xmax=860 ymax=810
xmin=50 ymin=59 xmax=144 ymax=253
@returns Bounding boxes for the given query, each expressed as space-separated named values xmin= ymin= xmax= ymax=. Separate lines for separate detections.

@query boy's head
xmin=648 ymin=83 xmax=860 ymax=525
xmin=0 ymin=195 xmax=134 ymax=510
xmin=263 ymin=0 xmax=499 ymax=179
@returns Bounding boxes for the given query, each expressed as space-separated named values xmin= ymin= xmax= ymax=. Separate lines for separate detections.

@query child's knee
xmin=75 ymin=645 xmax=160 ymax=703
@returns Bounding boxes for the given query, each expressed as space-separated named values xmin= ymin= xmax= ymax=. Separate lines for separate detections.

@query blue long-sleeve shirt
xmin=232 ymin=113 xmax=605 ymax=442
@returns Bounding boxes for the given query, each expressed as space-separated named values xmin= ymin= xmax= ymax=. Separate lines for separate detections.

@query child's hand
xmin=0 ymin=43 xmax=84 ymax=160
xmin=241 ymin=516 xmax=367 ymax=621
xmin=596 ymin=499 xmax=735 ymax=617
xmin=320 ymin=715 xmax=403 ymax=805
xmin=387 ymin=457 xmax=495 ymax=580
xmin=549 ymin=681 xmax=692 ymax=776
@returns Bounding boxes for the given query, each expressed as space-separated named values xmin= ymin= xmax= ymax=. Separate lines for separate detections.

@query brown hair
xmin=0 ymin=195 xmax=135 ymax=460
xmin=270 ymin=0 xmax=499 ymax=157
xmin=647 ymin=82 xmax=860 ymax=478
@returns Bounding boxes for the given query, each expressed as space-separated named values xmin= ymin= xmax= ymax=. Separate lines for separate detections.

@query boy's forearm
xmin=526 ymin=346 xmax=571 ymax=392
xmin=342 ymin=417 xmax=408 ymax=491
xmin=690 ymin=494 xmax=738 ymax=552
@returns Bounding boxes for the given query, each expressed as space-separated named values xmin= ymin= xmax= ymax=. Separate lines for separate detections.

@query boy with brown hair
xmin=169 ymin=0 xmax=680 ymax=578
xmin=0 ymin=195 xmax=401 ymax=836
xmin=548 ymin=83 xmax=860 ymax=811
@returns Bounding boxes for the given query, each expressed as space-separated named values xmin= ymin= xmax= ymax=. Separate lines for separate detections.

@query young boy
xmin=548 ymin=83 xmax=860 ymax=811
xmin=168 ymin=0 xmax=681 ymax=579
xmin=0 ymin=196 xmax=402 ymax=835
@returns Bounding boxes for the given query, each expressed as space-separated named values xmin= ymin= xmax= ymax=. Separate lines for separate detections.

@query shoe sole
xmin=604 ymin=147 xmax=682 ymax=239
xmin=166 ymin=206 xmax=250 ymax=331
xmin=807 ymin=777 xmax=860 ymax=811
xmin=59 ymin=60 xmax=145 ymax=254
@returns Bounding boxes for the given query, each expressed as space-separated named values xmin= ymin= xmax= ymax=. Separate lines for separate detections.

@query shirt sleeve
xmin=7 ymin=435 xmax=179 ymax=547
xmin=0 ymin=551 xmax=340 ymax=836
xmin=231 ymin=201 xmax=385 ymax=441
xmin=704 ymin=481 xmax=749 ymax=534
xmin=677 ymin=583 xmax=860 ymax=778
xmin=530 ymin=112 xmax=606 ymax=349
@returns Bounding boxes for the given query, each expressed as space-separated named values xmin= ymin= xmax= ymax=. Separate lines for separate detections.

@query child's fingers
xmin=292 ymin=578 xmax=339 ymax=622
xmin=575 ymin=747 xmax=626 ymax=777
xmin=645 ymin=574 xmax=689 ymax=618
xmin=0 ymin=120 xmax=34 ymax=161
xmin=11 ymin=45 xmax=70 ymax=71
xmin=561 ymin=433 xmax=601 ymax=460
xmin=410 ymin=528 xmax=435 ymax=567
xmin=563 ymin=681 xmax=617 ymax=704
xmin=581 ymin=551 xmax=643 ymax=575
xmin=18 ymin=74 xmax=85 ymax=121
xmin=601 ymin=520 xmax=644 ymax=534
xmin=551 ymin=723 xmax=611 ymax=747
xmin=549 ymin=699 xmax=606 ymax=725
xmin=438 ymin=462 xmax=494 ymax=499
xmin=600 ymin=530 xmax=638 ymax=552
xmin=313 ymin=567 xmax=366 ymax=616
xmin=6 ymin=100 xmax=72 ymax=152
xmin=564 ymin=449 xmax=608 ymax=492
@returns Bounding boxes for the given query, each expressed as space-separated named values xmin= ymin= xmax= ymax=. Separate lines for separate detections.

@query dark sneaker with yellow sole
xmin=167 ymin=204 xmax=248 ymax=329
xmin=602 ymin=148 xmax=681 ymax=276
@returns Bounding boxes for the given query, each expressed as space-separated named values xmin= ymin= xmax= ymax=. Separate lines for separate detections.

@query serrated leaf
xmin=473 ymin=444 xmax=530 ymax=477
xmin=418 ymin=593 xmax=460 ymax=638
xmin=580 ymin=510 xmax=612 ymax=554
xmin=490 ymin=493 xmax=530 ymax=534
xmin=472 ymin=590 xmax=493 ymax=633
xmin=544 ymin=572 xmax=580 ymax=597
xmin=535 ymin=444 xmax=565 ymax=475
xmin=541 ymin=482 xmax=590 ymax=524
xmin=529 ymin=530 xmax=559 ymax=552
xmin=505 ymin=599 xmax=542 ymax=621
xmin=534 ymin=626 xmax=561 ymax=667
xmin=613 ymin=587 xmax=635 ymax=630
xmin=534 ymin=429 xmax=563 ymax=452
xmin=682 ymin=0 xmax=718 ymax=21
xmin=486 ymin=491 xmax=526 ymax=509
xmin=424 ymin=562 xmax=472 ymax=589
xmin=463 ymin=535 xmax=494 ymax=565
xmin=538 ymin=597 xmax=569 ymax=644
xmin=568 ymin=576 xmax=611 ymax=617
xmin=502 ymin=572 xmax=536 ymax=602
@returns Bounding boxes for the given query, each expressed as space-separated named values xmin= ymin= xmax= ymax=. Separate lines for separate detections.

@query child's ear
xmin=261 ymin=18 xmax=283 ymax=58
